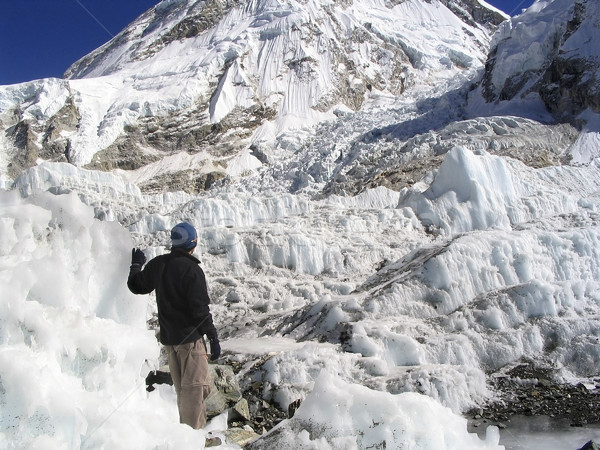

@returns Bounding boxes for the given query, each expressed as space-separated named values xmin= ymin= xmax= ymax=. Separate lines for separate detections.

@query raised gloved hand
xmin=131 ymin=248 xmax=146 ymax=267
xmin=209 ymin=336 xmax=221 ymax=361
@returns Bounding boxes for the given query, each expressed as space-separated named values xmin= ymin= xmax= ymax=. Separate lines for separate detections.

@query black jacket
xmin=127 ymin=248 xmax=217 ymax=346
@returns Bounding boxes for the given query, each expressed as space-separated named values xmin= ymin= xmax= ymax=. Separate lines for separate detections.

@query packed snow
xmin=3 ymin=140 xmax=600 ymax=448
xmin=2 ymin=0 xmax=600 ymax=449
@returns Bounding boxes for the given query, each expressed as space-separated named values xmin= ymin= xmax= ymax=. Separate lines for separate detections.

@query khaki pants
xmin=166 ymin=338 xmax=211 ymax=429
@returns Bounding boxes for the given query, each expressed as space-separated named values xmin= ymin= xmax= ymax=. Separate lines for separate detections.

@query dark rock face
xmin=481 ymin=0 xmax=599 ymax=126
xmin=538 ymin=53 xmax=600 ymax=123
xmin=439 ymin=0 xmax=506 ymax=31
xmin=537 ymin=1 xmax=599 ymax=123
xmin=3 ymin=94 xmax=80 ymax=179
xmin=133 ymin=0 xmax=246 ymax=63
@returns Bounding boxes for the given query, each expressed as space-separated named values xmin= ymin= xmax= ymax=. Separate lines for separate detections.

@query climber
xmin=127 ymin=222 xmax=221 ymax=429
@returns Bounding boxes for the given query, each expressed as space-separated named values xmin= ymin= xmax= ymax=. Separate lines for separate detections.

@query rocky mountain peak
xmin=65 ymin=0 xmax=505 ymax=80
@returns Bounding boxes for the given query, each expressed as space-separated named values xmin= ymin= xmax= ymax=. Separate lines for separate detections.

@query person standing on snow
xmin=127 ymin=222 xmax=221 ymax=430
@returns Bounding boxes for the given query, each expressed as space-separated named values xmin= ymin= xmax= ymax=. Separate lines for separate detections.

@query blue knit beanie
xmin=170 ymin=222 xmax=198 ymax=250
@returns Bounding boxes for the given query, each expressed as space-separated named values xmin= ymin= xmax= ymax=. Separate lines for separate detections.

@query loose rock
xmin=465 ymin=359 xmax=600 ymax=428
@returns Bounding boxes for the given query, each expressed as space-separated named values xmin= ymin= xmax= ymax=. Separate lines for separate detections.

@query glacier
xmin=2 ymin=144 xmax=600 ymax=448
xmin=1 ymin=0 xmax=600 ymax=449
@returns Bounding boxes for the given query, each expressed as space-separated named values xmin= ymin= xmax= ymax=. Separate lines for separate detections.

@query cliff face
xmin=481 ymin=0 xmax=600 ymax=125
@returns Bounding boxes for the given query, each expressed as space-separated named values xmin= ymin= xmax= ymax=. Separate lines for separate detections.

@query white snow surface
xmin=2 ymin=143 xmax=600 ymax=448
xmin=1 ymin=0 xmax=600 ymax=449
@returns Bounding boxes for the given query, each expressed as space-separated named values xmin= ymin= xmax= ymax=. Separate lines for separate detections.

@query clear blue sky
xmin=0 ymin=0 xmax=535 ymax=86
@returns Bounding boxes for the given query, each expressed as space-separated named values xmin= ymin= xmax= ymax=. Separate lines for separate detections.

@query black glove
xmin=131 ymin=248 xmax=146 ymax=267
xmin=209 ymin=337 xmax=221 ymax=361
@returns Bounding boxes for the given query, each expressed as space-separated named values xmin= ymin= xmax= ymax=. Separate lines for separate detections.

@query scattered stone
xmin=145 ymin=357 xmax=289 ymax=436
xmin=206 ymin=388 xmax=228 ymax=417
xmin=465 ymin=359 xmax=600 ymax=429
xmin=230 ymin=398 xmax=251 ymax=422
xmin=211 ymin=364 xmax=243 ymax=403
xmin=223 ymin=426 xmax=261 ymax=447
xmin=205 ymin=436 xmax=222 ymax=448
xmin=206 ymin=363 xmax=244 ymax=416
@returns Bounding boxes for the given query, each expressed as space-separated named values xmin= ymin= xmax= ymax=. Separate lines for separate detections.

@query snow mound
xmin=0 ymin=190 xmax=224 ymax=449
xmin=251 ymin=371 xmax=503 ymax=449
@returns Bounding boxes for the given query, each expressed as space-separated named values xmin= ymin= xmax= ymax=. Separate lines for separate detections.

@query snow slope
xmin=1 ymin=0 xmax=600 ymax=449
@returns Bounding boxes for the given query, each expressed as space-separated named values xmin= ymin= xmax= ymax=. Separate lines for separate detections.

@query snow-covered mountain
xmin=1 ymin=0 xmax=600 ymax=449
xmin=0 ymin=0 xmax=504 ymax=191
